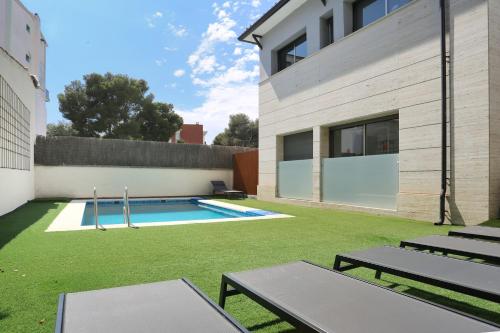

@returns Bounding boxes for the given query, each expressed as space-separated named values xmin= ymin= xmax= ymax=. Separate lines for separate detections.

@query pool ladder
xmin=93 ymin=187 xmax=106 ymax=230
xmin=123 ymin=186 xmax=138 ymax=229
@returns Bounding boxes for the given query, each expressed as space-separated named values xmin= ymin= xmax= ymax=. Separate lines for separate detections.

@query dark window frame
xmin=283 ymin=130 xmax=313 ymax=161
xmin=329 ymin=115 xmax=399 ymax=158
xmin=277 ymin=33 xmax=307 ymax=72
xmin=353 ymin=0 xmax=412 ymax=31
xmin=320 ymin=15 xmax=334 ymax=49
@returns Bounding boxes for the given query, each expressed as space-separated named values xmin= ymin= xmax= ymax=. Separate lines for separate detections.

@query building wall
xmin=0 ymin=49 xmax=36 ymax=216
xmin=34 ymin=166 xmax=233 ymax=199
xmin=170 ymin=124 xmax=205 ymax=144
xmin=257 ymin=0 xmax=493 ymax=225
xmin=0 ymin=0 xmax=47 ymax=136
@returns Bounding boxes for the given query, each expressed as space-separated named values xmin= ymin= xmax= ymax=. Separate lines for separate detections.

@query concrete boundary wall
xmin=35 ymin=136 xmax=254 ymax=169
xmin=34 ymin=166 xmax=233 ymax=199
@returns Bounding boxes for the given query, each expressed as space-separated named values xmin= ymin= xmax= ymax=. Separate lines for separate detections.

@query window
xmin=387 ymin=0 xmax=411 ymax=13
xmin=330 ymin=116 xmax=399 ymax=157
xmin=332 ymin=126 xmax=364 ymax=157
xmin=0 ymin=75 xmax=31 ymax=170
xmin=283 ymin=131 xmax=313 ymax=161
xmin=277 ymin=34 xmax=307 ymax=72
xmin=365 ymin=119 xmax=399 ymax=155
xmin=26 ymin=24 xmax=31 ymax=33
xmin=321 ymin=16 xmax=334 ymax=48
xmin=353 ymin=0 xmax=411 ymax=31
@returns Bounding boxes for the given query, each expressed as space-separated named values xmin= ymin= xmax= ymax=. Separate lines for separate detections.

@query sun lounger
xmin=334 ymin=246 xmax=500 ymax=302
xmin=211 ymin=181 xmax=245 ymax=199
xmin=219 ymin=261 xmax=498 ymax=333
xmin=55 ymin=278 xmax=248 ymax=333
xmin=449 ymin=226 xmax=500 ymax=242
xmin=400 ymin=235 xmax=500 ymax=264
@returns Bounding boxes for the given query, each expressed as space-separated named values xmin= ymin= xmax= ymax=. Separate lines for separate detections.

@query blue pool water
xmin=81 ymin=199 xmax=274 ymax=226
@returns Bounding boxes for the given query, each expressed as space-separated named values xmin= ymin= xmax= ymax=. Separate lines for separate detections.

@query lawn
xmin=0 ymin=199 xmax=499 ymax=332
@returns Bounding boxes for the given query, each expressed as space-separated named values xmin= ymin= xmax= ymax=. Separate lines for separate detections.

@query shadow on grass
xmin=247 ymin=318 xmax=285 ymax=331
xmin=0 ymin=201 xmax=60 ymax=250
xmin=394 ymin=285 xmax=500 ymax=325
xmin=0 ymin=310 xmax=9 ymax=321
xmin=480 ymin=219 xmax=500 ymax=228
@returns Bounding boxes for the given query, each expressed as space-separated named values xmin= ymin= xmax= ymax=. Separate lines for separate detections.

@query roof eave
xmin=237 ymin=0 xmax=290 ymax=44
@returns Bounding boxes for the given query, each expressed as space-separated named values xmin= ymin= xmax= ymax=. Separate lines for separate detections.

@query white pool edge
xmin=46 ymin=198 xmax=293 ymax=232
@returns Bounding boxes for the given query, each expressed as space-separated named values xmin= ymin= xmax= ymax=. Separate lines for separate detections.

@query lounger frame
xmin=449 ymin=229 xmax=500 ymax=242
xmin=334 ymin=249 xmax=500 ymax=303
xmin=55 ymin=278 xmax=249 ymax=333
xmin=219 ymin=261 xmax=497 ymax=333
xmin=400 ymin=239 xmax=500 ymax=264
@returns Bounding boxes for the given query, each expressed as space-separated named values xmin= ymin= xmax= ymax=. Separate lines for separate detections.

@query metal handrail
xmin=93 ymin=187 xmax=105 ymax=230
xmin=123 ymin=186 xmax=138 ymax=228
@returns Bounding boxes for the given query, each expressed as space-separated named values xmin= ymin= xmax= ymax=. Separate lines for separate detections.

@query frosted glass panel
xmin=322 ymin=154 xmax=398 ymax=209
xmin=278 ymin=159 xmax=313 ymax=200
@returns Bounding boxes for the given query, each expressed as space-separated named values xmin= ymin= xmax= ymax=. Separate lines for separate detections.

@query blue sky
xmin=22 ymin=0 xmax=275 ymax=142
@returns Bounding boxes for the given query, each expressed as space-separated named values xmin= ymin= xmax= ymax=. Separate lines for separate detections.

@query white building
xmin=0 ymin=0 xmax=48 ymax=136
xmin=0 ymin=0 xmax=47 ymax=216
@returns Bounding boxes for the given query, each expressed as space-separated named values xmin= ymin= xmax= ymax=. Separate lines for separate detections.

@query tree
xmin=137 ymin=101 xmax=183 ymax=142
xmin=213 ymin=114 xmax=258 ymax=147
xmin=46 ymin=121 xmax=78 ymax=137
xmin=57 ymin=73 xmax=183 ymax=141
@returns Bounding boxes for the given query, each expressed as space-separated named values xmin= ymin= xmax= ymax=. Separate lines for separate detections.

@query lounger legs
xmin=219 ymin=280 xmax=228 ymax=308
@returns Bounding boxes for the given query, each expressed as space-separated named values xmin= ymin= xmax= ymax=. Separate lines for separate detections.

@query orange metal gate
xmin=233 ymin=150 xmax=258 ymax=195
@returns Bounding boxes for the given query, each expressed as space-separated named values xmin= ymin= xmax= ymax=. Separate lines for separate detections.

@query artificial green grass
xmin=0 ymin=200 xmax=498 ymax=332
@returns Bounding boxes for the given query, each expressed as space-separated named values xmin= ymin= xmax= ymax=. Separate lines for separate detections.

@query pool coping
xmin=46 ymin=198 xmax=293 ymax=232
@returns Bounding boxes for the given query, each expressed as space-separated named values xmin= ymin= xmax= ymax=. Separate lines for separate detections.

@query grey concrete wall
xmin=35 ymin=136 xmax=254 ymax=169
xmin=257 ymin=0 xmax=494 ymax=225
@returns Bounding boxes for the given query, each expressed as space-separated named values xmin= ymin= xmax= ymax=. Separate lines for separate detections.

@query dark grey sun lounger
xmin=55 ymin=278 xmax=248 ymax=333
xmin=449 ymin=226 xmax=500 ymax=242
xmin=334 ymin=246 xmax=500 ymax=302
xmin=400 ymin=235 xmax=500 ymax=264
xmin=219 ymin=261 xmax=498 ymax=333
xmin=211 ymin=180 xmax=245 ymax=199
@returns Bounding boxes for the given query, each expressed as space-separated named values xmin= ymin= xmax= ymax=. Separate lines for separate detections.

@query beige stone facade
xmin=248 ymin=0 xmax=500 ymax=225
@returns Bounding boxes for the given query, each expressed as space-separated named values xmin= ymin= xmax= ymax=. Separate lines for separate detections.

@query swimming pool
xmin=82 ymin=199 xmax=273 ymax=226
xmin=47 ymin=198 xmax=291 ymax=232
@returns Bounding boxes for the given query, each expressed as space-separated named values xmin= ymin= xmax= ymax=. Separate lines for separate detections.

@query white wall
xmin=35 ymin=166 xmax=233 ymax=198
xmin=0 ymin=50 xmax=36 ymax=216
xmin=0 ymin=0 xmax=47 ymax=136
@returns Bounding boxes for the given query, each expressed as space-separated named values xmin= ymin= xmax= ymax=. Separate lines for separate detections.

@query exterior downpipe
xmin=436 ymin=0 xmax=448 ymax=225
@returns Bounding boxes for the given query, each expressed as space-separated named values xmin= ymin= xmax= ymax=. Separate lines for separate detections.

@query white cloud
xmin=155 ymin=59 xmax=167 ymax=66
xmin=251 ymin=0 xmax=261 ymax=8
xmin=164 ymin=46 xmax=178 ymax=52
xmin=181 ymin=1 xmax=261 ymax=143
xmin=174 ymin=69 xmax=186 ymax=77
xmin=146 ymin=11 xmax=163 ymax=28
xmin=193 ymin=55 xmax=217 ymax=75
xmin=168 ymin=23 xmax=188 ymax=37
xmin=178 ymin=84 xmax=258 ymax=143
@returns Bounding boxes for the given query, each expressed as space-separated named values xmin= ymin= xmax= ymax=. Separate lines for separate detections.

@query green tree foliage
xmin=137 ymin=102 xmax=183 ymax=142
xmin=57 ymin=73 xmax=183 ymax=141
xmin=213 ymin=113 xmax=258 ymax=147
xmin=46 ymin=121 xmax=78 ymax=137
